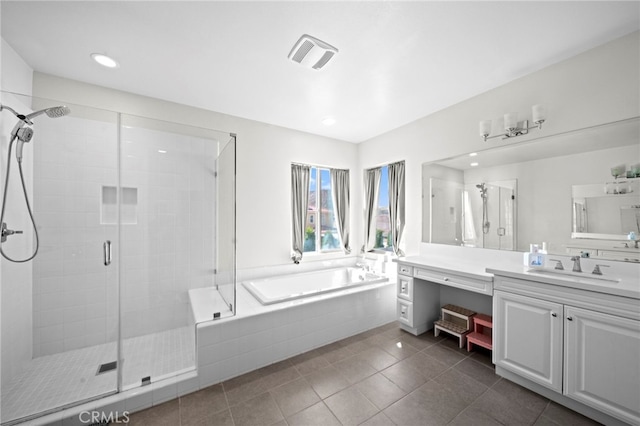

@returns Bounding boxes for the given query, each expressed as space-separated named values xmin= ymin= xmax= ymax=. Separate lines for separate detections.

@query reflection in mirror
xmin=429 ymin=177 xmax=516 ymax=249
xmin=572 ymin=181 xmax=640 ymax=238
xmin=423 ymin=117 xmax=640 ymax=261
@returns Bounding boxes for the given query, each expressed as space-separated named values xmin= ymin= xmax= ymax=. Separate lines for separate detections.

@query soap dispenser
xmin=525 ymin=244 xmax=546 ymax=269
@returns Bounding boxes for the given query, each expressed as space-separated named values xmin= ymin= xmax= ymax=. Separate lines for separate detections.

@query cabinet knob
xmin=567 ymin=316 xmax=573 ymax=321
xmin=551 ymin=312 xmax=557 ymax=317
xmin=443 ymin=277 xmax=449 ymax=281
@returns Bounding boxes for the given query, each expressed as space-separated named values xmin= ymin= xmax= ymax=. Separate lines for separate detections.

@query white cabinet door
xmin=494 ymin=291 xmax=564 ymax=392
xmin=564 ymin=306 xmax=640 ymax=425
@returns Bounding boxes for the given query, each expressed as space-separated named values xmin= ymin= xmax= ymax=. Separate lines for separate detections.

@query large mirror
xmin=422 ymin=117 xmax=640 ymax=261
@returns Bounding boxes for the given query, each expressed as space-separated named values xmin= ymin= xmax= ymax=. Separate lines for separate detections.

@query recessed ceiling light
xmin=470 ymin=162 xmax=479 ymax=167
xmin=322 ymin=117 xmax=336 ymax=126
xmin=158 ymin=150 xmax=167 ymax=154
xmin=91 ymin=53 xmax=119 ymax=68
xmin=469 ymin=152 xmax=478 ymax=157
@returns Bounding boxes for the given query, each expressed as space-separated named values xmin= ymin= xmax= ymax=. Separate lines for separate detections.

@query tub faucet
xmin=356 ymin=261 xmax=370 ymax=272
xmin=570 ymin=256 xmax=582 ymax=273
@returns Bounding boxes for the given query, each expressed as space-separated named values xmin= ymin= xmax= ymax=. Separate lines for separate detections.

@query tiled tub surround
xmin=195 ymin=272 xmax=397 ymax=389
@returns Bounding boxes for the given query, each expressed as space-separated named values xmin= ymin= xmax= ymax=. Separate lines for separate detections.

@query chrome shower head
xmin=25 ymin=105 xmax=71 ymax=121
xmin=476 ymin=183 xmax=488 ymax=199
xmin=2 ymin=104 xmax=70 ymax=162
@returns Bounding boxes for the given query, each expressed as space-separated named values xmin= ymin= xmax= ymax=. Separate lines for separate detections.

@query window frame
xmin=304 ymin=165 xmax=342 ymax=254
xmin=364 ymin=162 xmax=404 ymax=255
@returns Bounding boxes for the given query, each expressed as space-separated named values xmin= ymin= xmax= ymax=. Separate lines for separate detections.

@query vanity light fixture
xmin=91 ymin=53 xmax=119 ymax=69
xmin=480 ymin=105 xmax=546 ymax=142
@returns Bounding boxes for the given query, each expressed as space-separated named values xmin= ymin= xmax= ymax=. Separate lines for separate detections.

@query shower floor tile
xmin=1 ymin=326 xmax=195 ymax=425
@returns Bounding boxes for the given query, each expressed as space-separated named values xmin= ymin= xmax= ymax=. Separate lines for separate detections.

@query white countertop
xmin=398 ymin=255 xmax=493 ymax=281
xmin=487 ymin=265 xmax=640 ymax=300
xmin=398 ymin=244 xmax=640 ymax=300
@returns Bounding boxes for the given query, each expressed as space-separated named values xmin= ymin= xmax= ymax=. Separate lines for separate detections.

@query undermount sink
xmin=526 ymin=268 xmax=621 ymax=284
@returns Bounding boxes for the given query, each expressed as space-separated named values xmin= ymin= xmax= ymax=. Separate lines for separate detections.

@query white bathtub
xmin=243 ymin=267 xmax=389 ymax=305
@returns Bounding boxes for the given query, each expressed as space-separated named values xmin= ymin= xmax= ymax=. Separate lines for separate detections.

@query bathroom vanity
xmin=396 ymin=256 xmax=493 ymax=336
xmin=395 ymin=246 xmax=640 ymax=426
xmin=489 ymin=266 xmax=639 ymax=426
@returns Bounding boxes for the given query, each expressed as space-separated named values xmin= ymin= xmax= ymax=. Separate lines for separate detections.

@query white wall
xmin=31 ymin=73 xmax=361 ymax=273
xmin=0 ymin=38 xmax=34 ymax=388
xmin=359 ymin=31 xmax=640 ymax=256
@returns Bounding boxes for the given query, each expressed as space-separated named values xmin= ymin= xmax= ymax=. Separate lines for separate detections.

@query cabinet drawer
xmin=397 ymin=275 xmax=414 ymax=301
xmin=397 ymin=300 xmax=413 ymax=327
xmin=398 ymin=264 xmax=413 ymax=276
xmin=414 ymin=267 xmax=492 ymax=295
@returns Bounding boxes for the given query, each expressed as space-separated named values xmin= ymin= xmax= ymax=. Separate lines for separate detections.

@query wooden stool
xmin=434 ymin=304 xmax=475 ymax=348
xmin=467 ymin=313 xmax=493 ymax=352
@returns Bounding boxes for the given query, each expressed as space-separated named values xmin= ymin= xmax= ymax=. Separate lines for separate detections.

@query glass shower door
xmin=215 ymin=135 xmax=236 ymax=317
xmin=0 ymin=93 xmax=119 ymax=424
xmin=118 ymin=115 xmax=232 ymax=389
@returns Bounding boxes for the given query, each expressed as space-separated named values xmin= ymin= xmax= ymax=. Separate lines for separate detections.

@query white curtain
xmin=362 ymin=167 xmax=381 ymax=252
xmin=291 ymin=163 xmax=310 ymax=263
xmin=388 ymin=161 xmax=406 ymax=256
xmin=331 ymin=168 xmax=351 ymax=254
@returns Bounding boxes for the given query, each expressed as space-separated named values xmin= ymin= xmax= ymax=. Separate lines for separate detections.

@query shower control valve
xmin=1 ymin=222 xmax=23 ymax=243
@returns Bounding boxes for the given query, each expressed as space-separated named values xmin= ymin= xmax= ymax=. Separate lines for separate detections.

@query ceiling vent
xmin=288 ymin=34 xmax=338 ymax=70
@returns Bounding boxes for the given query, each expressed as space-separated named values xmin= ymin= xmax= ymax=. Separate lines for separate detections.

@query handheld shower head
xmin=15 ymin=128 xmax=35 ymax=162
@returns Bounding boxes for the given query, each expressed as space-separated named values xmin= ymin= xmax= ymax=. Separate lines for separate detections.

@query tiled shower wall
xmin=32 ymin=114 xmax=217 ymax=356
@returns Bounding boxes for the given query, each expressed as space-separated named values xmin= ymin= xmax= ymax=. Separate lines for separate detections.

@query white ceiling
xmin=1 ymin=1 xmax=638 ymax=143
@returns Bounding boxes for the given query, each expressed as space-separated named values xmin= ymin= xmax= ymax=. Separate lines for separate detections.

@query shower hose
xmin=0 ymin=134 xmax=39 ymax=262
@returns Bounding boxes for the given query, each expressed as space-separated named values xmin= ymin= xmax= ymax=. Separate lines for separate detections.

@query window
xmin=374 ymin=165 xmax=393 ymax=251
xmin=304 ymin=167 xmax=341 ymax=252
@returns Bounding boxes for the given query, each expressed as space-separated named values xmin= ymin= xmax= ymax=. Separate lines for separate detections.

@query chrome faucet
xmin=549 ymin=259 xmax=564 ymax=270
xmin=570 ymin=256 xmax=582 ymax=273
xmin=592 ymin=264 xmax=610 ymax=275
xmin=356 ymin=260 xmax=370 ymax=272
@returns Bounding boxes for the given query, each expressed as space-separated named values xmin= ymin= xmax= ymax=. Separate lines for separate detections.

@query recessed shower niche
xmin=101 ymin=186 xmax=138 ymax=225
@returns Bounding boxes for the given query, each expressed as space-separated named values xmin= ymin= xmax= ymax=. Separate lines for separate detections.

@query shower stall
xmin=0 ymin=92 xmax=236 ymax=424
xmin=463 ymin=180 xmax=516 ymax=250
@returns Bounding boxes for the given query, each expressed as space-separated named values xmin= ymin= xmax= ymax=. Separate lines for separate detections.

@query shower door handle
xmin=103 ymin=240 xmax=112 ymax=266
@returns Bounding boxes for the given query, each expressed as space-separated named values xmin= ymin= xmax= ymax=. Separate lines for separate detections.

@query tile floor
xmin=1 ymin=326 xmax=195 ymax=424
xmin=126 ymin=322 xmax=601 ymax=426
